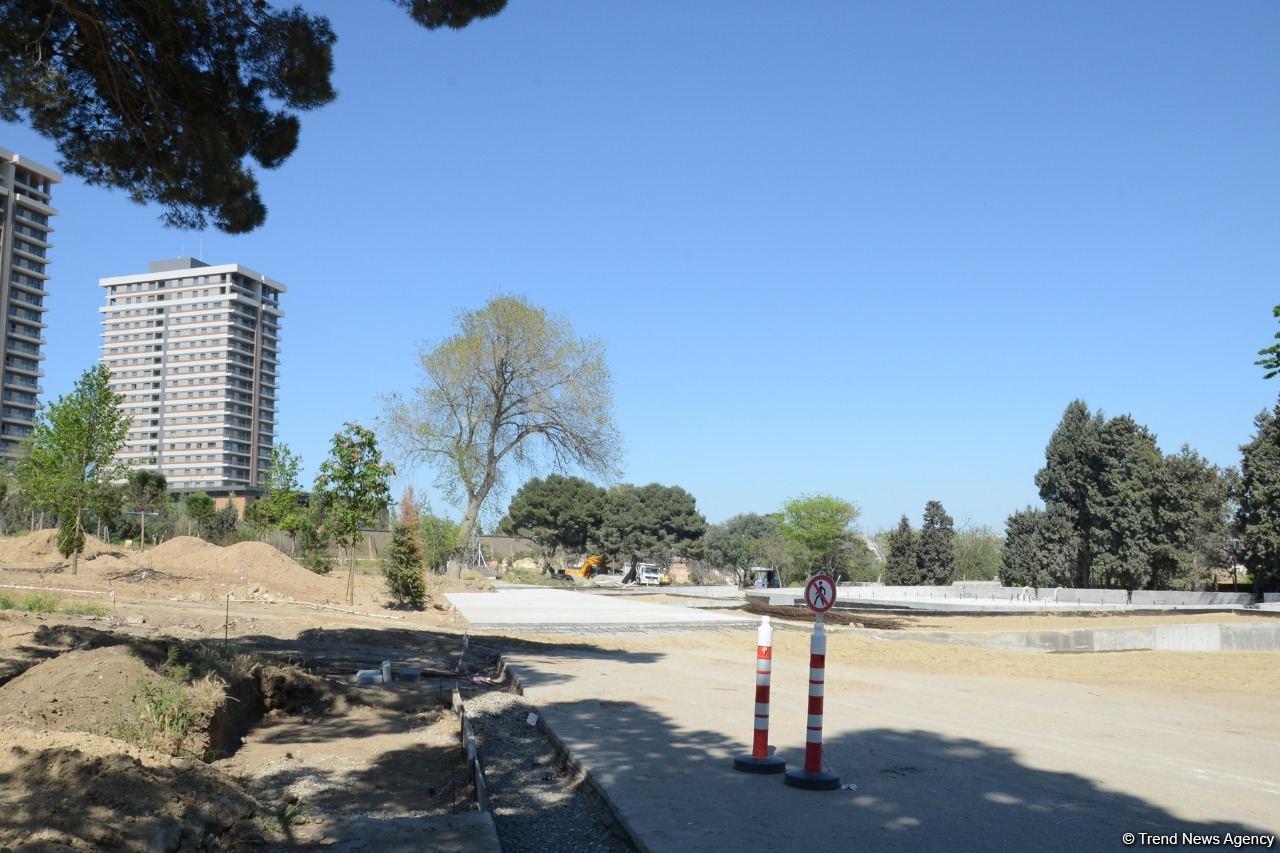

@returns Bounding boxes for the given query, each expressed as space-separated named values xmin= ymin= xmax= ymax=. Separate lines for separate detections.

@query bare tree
xmin=382 ymin=295 xmax=621 ymax=551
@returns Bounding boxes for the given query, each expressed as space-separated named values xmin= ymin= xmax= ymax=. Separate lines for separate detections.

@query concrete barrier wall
xmin=1130 ymin=591 xmax=1254 ymax=606
xmin=751 ymin=585 xmax=1261 ymax=611
xmin=918 ymin=623 xmax=1280 ymax=653
xmin=1035 ymin=588 xmax=1129 ymax=605
xmin=1221 ymin=623 xmax=1280 ymax=651
xmin=1265 ymin=593 xmax=1280 ymax=603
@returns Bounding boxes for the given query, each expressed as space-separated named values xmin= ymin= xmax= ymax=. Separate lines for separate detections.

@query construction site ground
xmin=1 ymin=531 xmax=1277 ymax=851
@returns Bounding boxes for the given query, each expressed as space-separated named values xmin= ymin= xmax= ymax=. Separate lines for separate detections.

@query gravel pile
xmin=463 ymin=689 xmax=635 ymax=853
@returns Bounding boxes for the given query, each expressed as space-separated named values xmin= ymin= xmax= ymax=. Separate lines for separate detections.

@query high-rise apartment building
xmin=100 ymin=258 xmax=284 ymax=497
xmin=0 ymin=146 xmax=60 ymax=461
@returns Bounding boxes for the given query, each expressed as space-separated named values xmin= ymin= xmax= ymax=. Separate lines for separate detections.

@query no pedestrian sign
xmin=804 ymin=574 xmax=836 ymax=613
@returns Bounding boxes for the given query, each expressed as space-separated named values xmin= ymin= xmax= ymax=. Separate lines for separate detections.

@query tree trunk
xmin=71 ymin=508 xmax=82 ymax=576
xmin=140 ymin=512 xmax=146 ymax=550
xmin=456 ymin=493 xmax=485 ymax=551
xmin=346 ymin=543 xmax=356 ymax=605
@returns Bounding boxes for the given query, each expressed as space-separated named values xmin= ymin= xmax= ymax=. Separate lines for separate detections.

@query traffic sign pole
xmin=734 ymin=615 xmax=786 ymax=774
xmin=786 ymin=577 xmax=841 ymax=791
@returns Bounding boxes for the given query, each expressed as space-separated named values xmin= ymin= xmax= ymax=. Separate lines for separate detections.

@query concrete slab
xmin=503 ymin=643 xmax=1279 ymax=852
xmin=446 ymin=588 xmax=755 ymax=632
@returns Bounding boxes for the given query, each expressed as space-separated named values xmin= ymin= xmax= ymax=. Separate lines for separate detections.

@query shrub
xmin=109 ymin=646 xmax=222 ymax=756
xmin=300 ymin=551 xmax=333 ymax=575
xmin=381 ymin=521 xmax=426 ymax=608
xmin=19 ymin=592 xmax=59 ymax=613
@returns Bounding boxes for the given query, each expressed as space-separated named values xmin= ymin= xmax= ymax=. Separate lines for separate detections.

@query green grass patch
xmin=62 ymin=600 xmax=109 ymax=617
xmin=0 ymin=593 xmax=14 ymax=610
xmin=19 ymin=592 xmax=60 ymax=613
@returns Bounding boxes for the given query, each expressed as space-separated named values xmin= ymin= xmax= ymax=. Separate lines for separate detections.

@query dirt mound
xmin=136 ymin=536 xmax=344 ymax=601
xmin=0 ymin=644 xmax=168 ymax=740
xmin=0 ymin=529 xmax=123 ymax=568
xmin=145 ymin=535 xmax=220 ymax=567
xmin=0 ymin=726 xmax=266 ymax=851
xmin=258 ymin=664 xmax=333 ymax=716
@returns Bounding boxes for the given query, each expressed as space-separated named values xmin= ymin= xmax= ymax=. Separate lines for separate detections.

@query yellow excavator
xmin=563 ymin=554 xmax=604 ymax=581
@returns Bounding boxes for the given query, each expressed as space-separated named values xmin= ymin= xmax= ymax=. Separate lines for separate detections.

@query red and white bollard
xmin=734 ymin=615 xmax=786 ymax=774
xmin=784 ymin=614 xmax=841 ymax=790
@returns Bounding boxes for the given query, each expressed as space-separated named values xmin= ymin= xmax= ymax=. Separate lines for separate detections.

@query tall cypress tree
xmin=917 ymin=501 xmax=957 ymax=585
xmin=884 ymin=516 xmax=920 ymax=585
xmin=1035 ymin=401 xmax=1103 ymax=587
xmin=1019 ymin=401 xmax=1229 ymax=590
xmin=1236 ymin=400 xmax=1280 ymax=592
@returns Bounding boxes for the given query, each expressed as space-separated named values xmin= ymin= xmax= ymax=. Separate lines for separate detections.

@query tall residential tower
xmin=100 ymin=258 xmax=284 ymax=498
xmin=0 ymin=146 xmax=60 ymax=461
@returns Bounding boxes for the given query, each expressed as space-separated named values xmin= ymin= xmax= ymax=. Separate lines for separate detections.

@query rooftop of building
xmin=99 ymin=258 xmax=287 ymax=293
xmin=0 ymin=146 xmax=62 ymax=183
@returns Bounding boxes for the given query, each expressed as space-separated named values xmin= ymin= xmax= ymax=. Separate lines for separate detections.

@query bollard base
xmin=784 ymin=769 xmax=841 ymax=790
xmin=733 ymin=754 xmax=786 ymax=774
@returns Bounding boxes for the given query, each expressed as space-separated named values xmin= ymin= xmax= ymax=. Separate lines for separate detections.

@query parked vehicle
xmin=636 ymin=564 xmax=671 ymax=586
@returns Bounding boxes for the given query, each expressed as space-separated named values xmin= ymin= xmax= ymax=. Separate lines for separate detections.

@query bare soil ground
xmin=0 ymin=725 xmax=265 ymax=851
xmin=0 ymin=593 xmax=633 ymax=851
xmin=216 ymin=680 xmax=472 ymax=846
xmin=0 ymin=529 xmax=492 ymax=624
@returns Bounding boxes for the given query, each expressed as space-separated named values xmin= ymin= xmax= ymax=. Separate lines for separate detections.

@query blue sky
xmin=3 ymin=1 xmax=1278 ymax=531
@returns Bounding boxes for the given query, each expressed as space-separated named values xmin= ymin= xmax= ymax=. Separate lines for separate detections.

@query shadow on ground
xmin=527 ymin=697 xmax=1275 ymax=852
xmin=231 ymin=625 xmax=663 ymax=691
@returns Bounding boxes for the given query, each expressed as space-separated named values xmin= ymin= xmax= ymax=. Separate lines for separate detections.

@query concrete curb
xmin=451 ymin=687 xmax=491 ymax=813
xmin=461 ymin=621 xmax=755 ymax=634
xmin=497 ymin=656 xmax=651 ymax=853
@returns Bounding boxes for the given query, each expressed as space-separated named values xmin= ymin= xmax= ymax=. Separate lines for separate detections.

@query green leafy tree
xmin=296 ymin=501 xmax=334 ymax=575
xmin=954 ymin=526 xmax=1005 ymax=581
xmin=421 ymin=511 xmax=462 ymax=574
xmin=503 ymin=475 xmax=607 ymax=571
xmin=884 ymin=516 xmax=920 ymax=585
xmin=1236 ymin=400 xmax=1280 ymax=592
xmin=207 ymin=504 xmax=241 ymax=544
xmin=16 ymin=364 xmax=129 ymax=573
xmin=1000 ymin=507 xmax=1077 ymax=588
xmin=383 ymin=296 xmax=622 ymax=559
xmin=595 ymin=483 xmax=706 ymax=570
xmin=777 ymin=494 xmax=859 ymax=577
xmin=256 ymin=444 xmax=305 ymax=552
xmin=86 ymin=482 xmax=124 ymax=537
xmin=314 ymin=423 xmax=396 ymax=604
xmin=125 ymin=470 xmax=168 ymax=546
xmin=0 ymin=0 xmax=507 ymax=233
xmin=916 ymin=500 xmax=956 ymax=585
xmin=843 ymin=536 xmax=881 ymax=584
xmin=1258 ymin=305 xmax=1280 ymax=379
xmin=702 ymin=513 xmax=786 ymax=587
xmin=181 ymin=492 xmax=216 ymax=537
